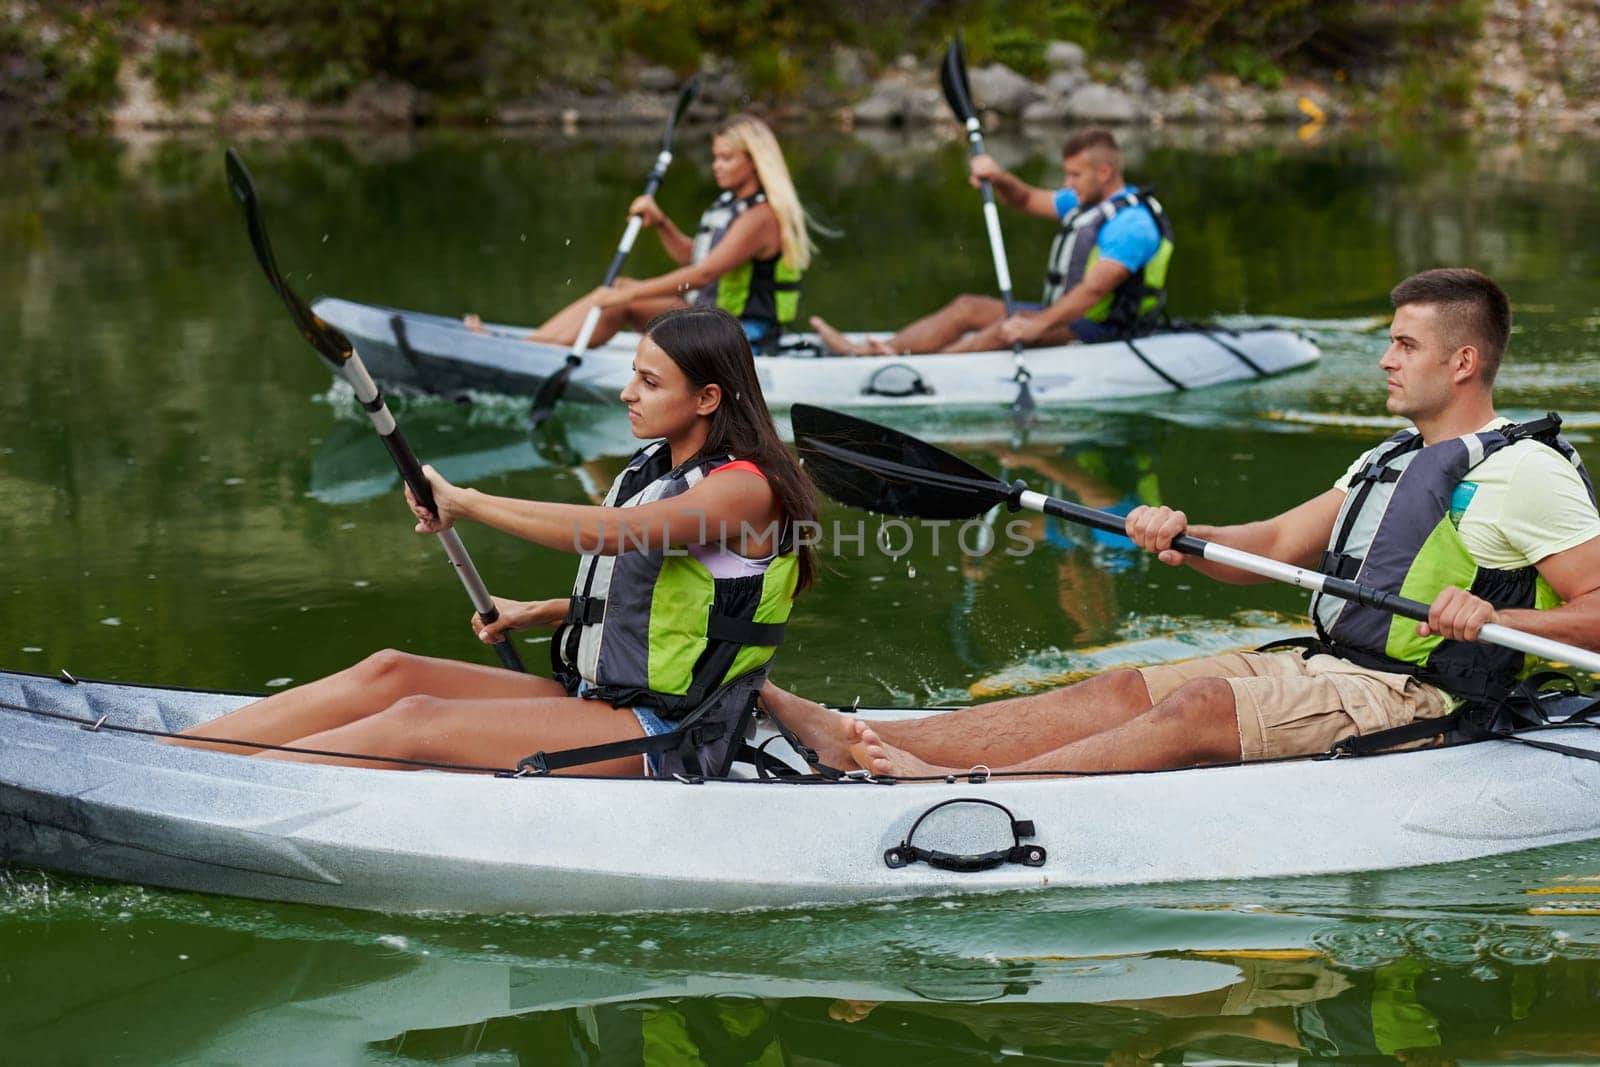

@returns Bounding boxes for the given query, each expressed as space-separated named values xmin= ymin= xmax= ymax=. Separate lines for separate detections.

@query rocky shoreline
xmin=16 ymin=0 xmax=1598 ymax=134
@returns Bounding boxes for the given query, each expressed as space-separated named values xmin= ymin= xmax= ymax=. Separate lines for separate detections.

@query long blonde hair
xmin=715 ymin=115 xmax=823 ymax=272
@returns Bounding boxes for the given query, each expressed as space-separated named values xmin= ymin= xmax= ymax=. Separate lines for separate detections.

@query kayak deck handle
xmin=884 ymin=798 xmax=1047 ymax=872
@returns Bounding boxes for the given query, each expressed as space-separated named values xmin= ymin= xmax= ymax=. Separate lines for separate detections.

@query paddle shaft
xmin=1015 ymin=489 xmax=1600 ymax=676
xmin=569 ymin=148 xmax=674 ymax=357
xmin=338 ymin=354 xmax=526 ymax=673
xmin=530 ymin=81 xmax=697 ymax=424
xmin=224 ymin=148 xmax=523 ymax=672
xmin=941 ymin=36 xmax=1032 ymax=409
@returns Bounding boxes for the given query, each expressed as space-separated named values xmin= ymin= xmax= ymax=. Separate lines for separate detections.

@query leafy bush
xmin=142 ymin=31 xmax=202 ymax=104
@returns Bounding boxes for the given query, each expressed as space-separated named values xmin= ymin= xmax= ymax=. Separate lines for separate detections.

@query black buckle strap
xmin=1350 ymin=462 xmax=1403 ymax=485
xmin=1503 ymin=411 xmax=1562 ymax=444
xmin=706 ymin=614 xmax=787 ymax=646
xmin=1318 ymin=550 xmax=1362 ymax=580
xmin=1326 ymin=709 xmax=1465 ymax=758
xmin=516 ymin=717 xmax=726 ymax=776
xmin=566 ymin=596 xmax=606 ymax=626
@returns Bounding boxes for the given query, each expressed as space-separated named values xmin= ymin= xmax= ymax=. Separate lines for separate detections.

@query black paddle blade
xmin=791 ymin=404 xmax=1012 ymax=520
xmin=940 ymin=33 xmax=976 ymax=122
xmin=224 ymin=148 xmax=353 ymax=371
xmin=527 ymin=355 xmax=580 ymax=429
xmin=1012 ymin=373 xmax=1037 ymax=419
xmin=663 ymin=77 xmax=700 ymax=147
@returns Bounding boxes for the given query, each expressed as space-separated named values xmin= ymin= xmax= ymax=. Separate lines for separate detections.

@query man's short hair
xmin=1061 ymin=128 xmax=1121 ymax=168
xmin=1390 ymin=268 xmax=1511 ymax=384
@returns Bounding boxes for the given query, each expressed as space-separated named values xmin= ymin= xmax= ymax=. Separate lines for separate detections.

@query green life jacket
xmin=553 ymin=441 xmax=797 ymax=744
xmin=1043 ymin=187 xmax=1173 ymax=333
xmin=580 ymin=999 xmax=784 ymax=1066
xmin=690 ymin=190 xmax=802 ymax=331
xmin=1296 ymin=959 xmax=1441 ymax=1058
xmin=1312 ymin=414 xmax=1595 ymax=703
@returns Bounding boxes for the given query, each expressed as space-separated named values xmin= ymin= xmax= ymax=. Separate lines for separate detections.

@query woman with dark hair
xmin=171 ymin=306 xmax=815 ymax=778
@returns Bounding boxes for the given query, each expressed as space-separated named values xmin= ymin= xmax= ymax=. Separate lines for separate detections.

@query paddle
xmin=940 ymin=34 xmax=1035 ymax=418
xmin=790 ymin=403 xmax=1600 ymax=676
xmin=224 ymin=149 xmax=526 ymax=673
xmin=527 ymin=78 xmax=701 ymax=428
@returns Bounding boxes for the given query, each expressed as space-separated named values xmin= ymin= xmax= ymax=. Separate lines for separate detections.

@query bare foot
xmin=809 ymin=315 xmax=871 ymax=356
xmin=759 ymin=680 xmax=861 ymax=770
xmin=848 ymin=721 xmax=950 ymax=779
xmin=828 ymin=999 xmax=880 ymax=1023
xmin=463 ymin=313 xmax=486 ymax=333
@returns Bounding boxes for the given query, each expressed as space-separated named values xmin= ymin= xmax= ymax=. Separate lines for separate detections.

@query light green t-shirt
xmin=1333 ymin=419 xmax=1600 ymax=569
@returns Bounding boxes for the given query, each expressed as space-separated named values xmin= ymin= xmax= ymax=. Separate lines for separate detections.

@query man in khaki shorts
xmin=766 ymin=268 xmax=1600 ymax=776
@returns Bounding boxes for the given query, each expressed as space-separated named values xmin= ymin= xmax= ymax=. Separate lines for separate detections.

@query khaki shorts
xmin=1218 ymin=957 xmax=1354 ymax=1015
xmin=1138 ymin=650 xmax=1450 ymax=761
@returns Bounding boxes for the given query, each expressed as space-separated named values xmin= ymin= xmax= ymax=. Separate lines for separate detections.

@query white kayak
xmin=309 ymin=297 xmax=1321 ymax=409
xmin=3 ymin=666 xmax=1599 ymax=917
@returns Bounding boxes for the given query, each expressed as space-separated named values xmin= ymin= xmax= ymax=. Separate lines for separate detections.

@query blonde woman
xmin=523 ymin=115 xmax=820 ymax=350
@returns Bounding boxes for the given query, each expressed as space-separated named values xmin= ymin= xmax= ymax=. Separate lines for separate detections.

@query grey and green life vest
xmin=1043 ymin=188 xmax=1173 ymax=334
xmin=552 ymin=441 xmax=798 ymax=768
xmin=1311 ymin=414 xmax=1595 ymax=702
xmin=690 ymin=190 xmax=802 ymax=331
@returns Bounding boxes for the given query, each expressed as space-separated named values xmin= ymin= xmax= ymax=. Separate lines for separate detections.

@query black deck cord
xmin=1194 ymin=324 xmax=1268 ymax=376
xmin=1153 ymin=314 xmax=1269 ymax=378
xmin=1121 ymin=333 xmax=1187 ymax=391
xmin=8 ymin=692 xmax=1595 ymax=784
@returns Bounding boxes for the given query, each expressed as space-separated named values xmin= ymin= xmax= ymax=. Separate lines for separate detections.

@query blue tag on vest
xmin=1449 ymin=481 xmax=1479 ymax=527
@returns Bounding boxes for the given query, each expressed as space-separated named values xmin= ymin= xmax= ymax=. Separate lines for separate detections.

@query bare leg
xmin=853 ymin=679 xmax=1242 ymax=778
xmin=881 ymin=294 xmax=1007 ymax=353
xmin=764 ymin=669 xmax=1154 ymax=770
xmin=529 ymin=280 xmax=687 ymax=347
xmin=167 ymin=650 xmax=565 ymax=756
xmin=258 ymin=693 xmax=649 ymax=777
xmin=809 ymin=315 xmax=873 ymax=356
xmin=944 ymin=310 xmax=1080 ymax=353
xmin=811 ymin=296 xmax=1008 ymax=356
xmin=868 ymin=669 xmax=1154 ymax=765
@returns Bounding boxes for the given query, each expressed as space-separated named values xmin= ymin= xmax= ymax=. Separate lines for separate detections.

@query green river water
xmin=3 ymin=124 xmax=1600 ymax=1063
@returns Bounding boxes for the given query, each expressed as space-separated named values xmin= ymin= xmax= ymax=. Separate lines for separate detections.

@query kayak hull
xmin=310 ymin=298 xmax=1321 ymax=409
xmin=2 ymin=668 xmax=1597 ymax=915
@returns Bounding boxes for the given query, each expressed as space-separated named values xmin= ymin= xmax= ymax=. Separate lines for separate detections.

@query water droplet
xmin=100 ymin=617 xmax=121 ymax=627
xmin=265 ymin=677 xmax=293 ymax=688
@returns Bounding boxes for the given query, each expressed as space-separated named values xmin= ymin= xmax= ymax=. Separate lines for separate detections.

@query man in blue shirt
xmin=812 ymin=127 xmax=1173 ymax=355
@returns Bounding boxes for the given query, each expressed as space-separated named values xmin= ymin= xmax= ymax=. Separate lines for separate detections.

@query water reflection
xmin=4 ymin=123 xmax=1600 ymax=1062
xmin=5 ymin=859 xmax=1600 ymax=1063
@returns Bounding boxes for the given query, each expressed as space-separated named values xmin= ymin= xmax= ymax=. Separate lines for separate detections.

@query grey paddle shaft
xmin=960 ymin=117 xmax=1032 ymax=393
xmin=340 ymin=352 xmax=525 ymax=673
xmin=1015 ymin=489 xmax=1600 ymax=676
xmin=570 ymin=148 xmax=674 ymax=357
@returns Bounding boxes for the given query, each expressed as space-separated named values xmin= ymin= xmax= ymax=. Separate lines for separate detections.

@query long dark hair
xmin=643 ymin=306 xmax=817 ymax=592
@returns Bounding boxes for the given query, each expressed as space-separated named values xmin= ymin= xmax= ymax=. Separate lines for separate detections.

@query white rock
xmin=1063 ymin=83 xmax=1144 ymax=124
xmin=967 ymin=62 xmax=1038 ymax=114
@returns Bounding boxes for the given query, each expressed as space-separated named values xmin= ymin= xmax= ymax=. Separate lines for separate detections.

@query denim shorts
xmin=575 ymin=680 xmax=674 ymax=775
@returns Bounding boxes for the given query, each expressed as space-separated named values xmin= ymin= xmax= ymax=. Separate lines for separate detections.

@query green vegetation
xmin=5 ymin=0 xmax=1491 ymax=123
